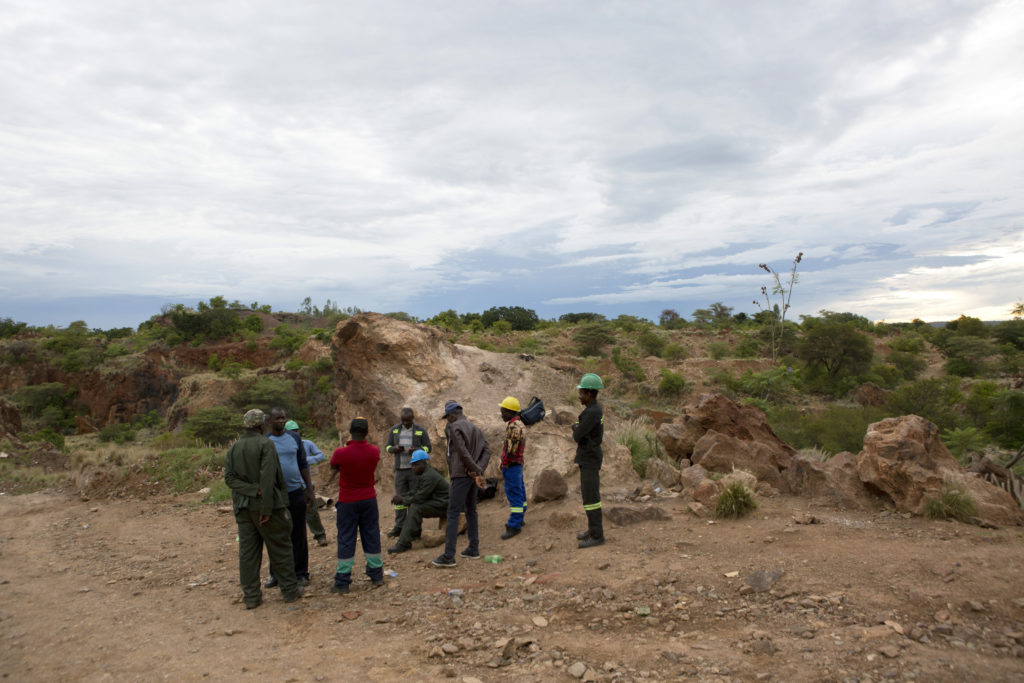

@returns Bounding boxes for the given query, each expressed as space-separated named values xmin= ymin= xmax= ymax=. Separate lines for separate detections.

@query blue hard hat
xmin=410 ymin=449 xmax=429 ymax=464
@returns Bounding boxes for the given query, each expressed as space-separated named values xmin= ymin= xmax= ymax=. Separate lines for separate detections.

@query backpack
xmin=519 ymin=396 xmax=546 ymax=426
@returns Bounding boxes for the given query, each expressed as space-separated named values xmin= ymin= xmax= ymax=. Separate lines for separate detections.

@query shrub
xmin=734 ymin=336 xmax=762 ymax=358
xmin=481 ymin=306 xmax=539 ymax=331
xmin=887 ymin=351 xmax=927 ymax=380
xmin=888 ymin=334 xmax=926 ymax=353
xmin=243 ymin=314 xmax=264 ymax=333
xmin=797 ymin=322 xmax=874 ymax=393
xmin=144 ymin=447 xmax=223 ymax=493
xmin=612 ymin=348 xmax=645 ymax=383
xmin=940 ymin=426 xmax=987 ymax=463
xmin=658 ymin=369 xmax=689 ymax=398
xmin=573 ymin=323 xmax=615 ymax=357
xmin=922 ymin=484 xmax=977 ymax=522
xmin=21 ymin=428 xmax=65 ymax=451
xmin=707 ymin=341 xmax=730 ymax=360
xmin=943 ymin=336 xmax=996 ymax=377
xmin=184 ymin=406 xmax=243 ymax=445
xmin=98 ymin=423 xmax=136 ymax=444
xmin=739 ymin=366 xmax=796 ymax=402
xmin=637 ymin=330 xmax=666 ymax=357
xmin=662 ymin=342 xmax=688 ymax=361
xmin=284 ymin=358 xmax=306 ymax=372
xmin=714 ymin=481 xmax=757 ymax=519
xmin=232 ymin=376 xmax=299 ymax=417
xmin=208 ymin=354 xmax=224 ymax=372
xmin=202 ymin=479 xmax=232 ymax=503
xmin=768 ymin=404 xmax=888 ymax=453
xmin=222 ymin=361 xmax=244 ymax=379
xmin=614 ymin=418 xmax=663 ymax=476
xmin=270 ymin=324 xmax=305 ymax=354
xmin=887 ymin=377 xmax=963 ymax=432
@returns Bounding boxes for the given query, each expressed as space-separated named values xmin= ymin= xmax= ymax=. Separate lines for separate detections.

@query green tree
xmin=659 ymin=309 xmax=686 ymax=330
xmin=429 ymin=309 xmax=463 ymax=332
xmin=184 ymin=406 xmax=243 ymax=445
xmin=797 ymin=322 xmax=873 ymax=392
xmin=480 ymin=306 xmax=540 ymax=331
xmin=559 ymin=312 xmax=606 ymax=324
xmin=887 ymin=377 xmax=963 ymax=431
xmin=942 ymin=336 xmax=996 ymax=377
xmin=572 ymin=323 xmax=615 ymax=357
xmin=945 ymin=314 xmax=987 ymax=337
xmin=637 ymin=329 xmax=666 ymax=357
xmin=658 ymin=369 xmax=689 ymax=398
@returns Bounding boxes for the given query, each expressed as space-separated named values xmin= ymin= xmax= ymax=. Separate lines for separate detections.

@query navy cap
xmin=350 ymin=417 xmax=369 ymax=432
xmin=440 ymin=400 xmax=461 ymax=418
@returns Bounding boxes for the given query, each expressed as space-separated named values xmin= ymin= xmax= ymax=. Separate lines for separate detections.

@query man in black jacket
xmin=432 ymin=401 xmax=489 ymax=567
xmin=573 ymin=374 xmax=605 ymax=548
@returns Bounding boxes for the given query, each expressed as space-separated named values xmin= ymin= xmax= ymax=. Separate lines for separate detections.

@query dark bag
xmin=476 ymin=477 xmax=499 ymax=501
xmin=519 ymin=396 xmax=546 ymax=426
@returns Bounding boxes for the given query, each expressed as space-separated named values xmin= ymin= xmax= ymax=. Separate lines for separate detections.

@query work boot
xmin=387 ymin=543 xmax=411 ymax=554
xmin=501 ymin=526 xmax=521 ymax=540
xmin=576 ymin=530 xmax=591 ymax=541
xmin=264 ymin=576 xmax=279 ymax=588
xmin=297 ymin=576 xmax=309 ymax=587
xmin=386 ymin=528 xmax=401 ymax=538
xmin=282 ymin=586 xmax=304 ymax=602
xmin=371 ymin=578 xmax=385 ymax=588
xmin=330 ymin=584 xmax=350 ymax=594
xmin=578 ymin=535 xmax=605 ymax=549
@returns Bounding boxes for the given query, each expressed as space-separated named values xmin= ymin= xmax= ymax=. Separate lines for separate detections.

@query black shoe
xmin=315 ymin=536 xmax=329 ymax=547
xmin=330 ymin=584 xmax=350 ymax=594
xmin=576 ymin=530 xmax=591 ymax=541
xmin=245 ymin=600 xmax=262 ymax=610
xmin=264 ymin=576 xmax=279 ymax=588
xmin=431 ymin=555 xmax=456 ymax=568
xmin=297 ymin=576 xmax=309 ymax=587
xmin=388 ymin=543 xmax=411 ymax=554
xmin=386 ymin=528 xmax=401 ymax=538
xmin=282 ymin=587 xmax=303 ymax=602
xmin=501 ymin=526 xmax=521 ymax=540
xmin=460 ymin=548 xmax=481 ymax=559
xmin=371 ymin=578 xmax=385 ymax=588
xmin=578 ymin=535 xmax=605 ymax=549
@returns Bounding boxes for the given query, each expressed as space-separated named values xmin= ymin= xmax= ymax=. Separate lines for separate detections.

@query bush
xmin=739 ymin=366 xmax=796 ymax=402
xmin=768 ymin=404 xmax=888 ymax=453
xmin=637 ymin=330 xmax=666 ymax=357
xmin=707 ymin=341 xmax=730 ymax=360
xmin=888 ymin=334 xmax=926 ymax=353
xmin=734 ymin=336 xmax=762 ymax=358
xmin=243 ymin=314 xmax=264 ymax=333
xmin=202 ymin=479 xmax=232 ymax=503
xmin=269 ymin=324 xmax=305 ymax=354
xmin=940 ymin=426 xmax=987 ymax=463
xmin=559 ymin=312 xmax=606 ymax=325
xmin=943 ymin=336 xmax=996 ymax=377
xmin=611 ymin=348 xmax=645 ymax=383
xmin=662 ymin=342 xmax=688 ymax=361
xmin=232 ymin=376 xmax=300 ymax=417
xmin=887 ymin=377 xmax=963 ymax=432
xmin=184 ymin=406 xmax=243 ymax=445
xmin=922 ymin=484 xmax=977 ymax=522
xmin=481 ymin=306 xmax=540 ymax=331
xmin=798 ymin=322 xmax=874 ymax=394
xmin=21 ymin=428 xmax=65 ymax=451
xmin=887 ymin=351 xmax=927 ymax=380
xmin=714 ymin=481 xmax=757 ymax=519
xmin=614 ymin=418 xmax=663 ymax=476
xmin=284 ymin=358 xmax=306 ymax=372
xmin=573 ymin=323 xmax=615 ymax=357
xmin=658 ymin=369 xmax=689 ymax=398
xmin=98 ymin=423 xmax=137 ymax=444
xmin=144 ymin=447 xmax=223 ymax=493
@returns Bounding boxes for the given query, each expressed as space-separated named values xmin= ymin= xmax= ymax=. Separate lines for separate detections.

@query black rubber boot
xmin=501 ymin=526 xmax=521 ymax=540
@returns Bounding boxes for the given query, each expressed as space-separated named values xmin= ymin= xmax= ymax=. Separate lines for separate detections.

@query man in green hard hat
xmin=573 ymin=373 xmax=605 ymax=548
xmin=285 ymin=419 xmax=330 ymax=547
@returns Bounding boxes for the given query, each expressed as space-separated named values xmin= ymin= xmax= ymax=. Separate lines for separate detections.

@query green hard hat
xmin=284 ymin=419 xmax=300 ymax=431
xmin=577 ymin=373 xmax=604 ymax=390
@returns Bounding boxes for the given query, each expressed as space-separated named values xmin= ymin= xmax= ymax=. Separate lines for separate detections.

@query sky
xmin=1 ymin=0 xmax=1022 ymax=329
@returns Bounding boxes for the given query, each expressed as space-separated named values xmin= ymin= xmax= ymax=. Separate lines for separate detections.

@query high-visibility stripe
xmin=414 ymin=431 xmax=423 ymax=436
xmin=365 ymin=554 xmax=383 ymax=569
xmin=583 ymin=502 xmax=603 ymax=511
xmin=422 ymin=446 xmax=430 ymax=453
xmin=394 ymin=504 xmax=408 ymax=511
xmin=392 ymin=428 xmax=399 ymax=434
xmin=337 ymin=558 xmax=354 ymax=573
xmin=509 ymin=507 xmax=524 ymax=513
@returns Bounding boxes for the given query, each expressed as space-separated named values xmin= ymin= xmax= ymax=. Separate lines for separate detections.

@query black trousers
xmin=580 ymin=466 xmax=604 ymax=539
xmin=270 ymin=488 xmax=309 ymax=580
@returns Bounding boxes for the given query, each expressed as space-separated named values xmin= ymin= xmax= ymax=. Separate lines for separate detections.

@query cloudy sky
xmin=2 ymin=0 xmax=1022 ymax=329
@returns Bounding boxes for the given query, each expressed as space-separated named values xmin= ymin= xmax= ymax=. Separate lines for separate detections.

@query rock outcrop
xmin=691 ymin=430 xmax=793 ymax=493
xmin=532 ymin=469 xmax=568 ymax=502
xmin=856 ymin=415 xmax=1022 ymax=526
xmin=0 ymin=397 xmax=21 ymax=435
xmin=644 ymin=457 xmax=680 ymax=489
xmin=785 ymin=451 xmax=882 ymax=510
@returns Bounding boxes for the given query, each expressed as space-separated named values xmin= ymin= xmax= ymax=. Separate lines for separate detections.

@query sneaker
xmin=330 ymin=584 xmax=350 ymax=594
xmin=459 ymin=548 xmax=481 ymax=559
xmin=315 ymin=536 xmax=329 ymax=547
xmin=387 ymin=543 xmax=411 ymax=554
xmin=431 ymin=555 xmax=456 ymax=568
xmin=264 ymin=576 xmax=279 ymax=588
xmin=501 ymin=526 xmax=521 ymax=540
xmin=578 ymin=535 xmax=605 ymax=549
xmin=297 ymin=576 xmax=310 ymax=587
xmin=576 ymin=530 xmax=591 ymax=541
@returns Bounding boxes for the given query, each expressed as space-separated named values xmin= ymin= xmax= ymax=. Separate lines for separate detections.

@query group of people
xmin=223 ymin=373 xmax=608 ymax=608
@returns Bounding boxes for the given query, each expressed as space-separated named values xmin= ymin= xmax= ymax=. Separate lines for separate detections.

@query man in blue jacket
xmin=264 ymin=407 xmax=315 ymax=587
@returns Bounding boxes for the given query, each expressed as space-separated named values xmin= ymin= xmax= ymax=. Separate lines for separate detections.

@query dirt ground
xmin=2 ymin=486 xmax=1024 ymax=683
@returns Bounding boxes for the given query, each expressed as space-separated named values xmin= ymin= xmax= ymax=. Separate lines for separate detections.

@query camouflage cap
xmin=243 ymin=409 xmax=266 ymax=428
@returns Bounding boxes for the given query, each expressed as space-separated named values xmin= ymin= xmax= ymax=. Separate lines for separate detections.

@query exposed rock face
xmin=550 ymin=405 xmax=578 ymax=426
xmin=532 ymin=469 xmax=568 ymax=503
xmin=656 ymin=418 xmax=705 ymax=461
xmin=644 ymin=458 xmax=680 ymax=489
xmin=857 ymin=415 xmax=1022 ymax=526
xmin=0 ymin=397 xmax=22 ymax=435
xmin=785 ymin=452 xmax=883 ymax=510
xmin=852 ymin=382 xmax=889 ymax=407
xmin=691 ymin=430 xmax=792 ymax=492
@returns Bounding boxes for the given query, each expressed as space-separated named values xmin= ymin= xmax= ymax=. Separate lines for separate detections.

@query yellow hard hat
xmin=499 ymin=396 xmax=521 ymax=412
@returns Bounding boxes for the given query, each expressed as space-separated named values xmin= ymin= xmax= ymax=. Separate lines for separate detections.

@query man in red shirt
xmin=327 ymin=417 xmax=382 ymax=593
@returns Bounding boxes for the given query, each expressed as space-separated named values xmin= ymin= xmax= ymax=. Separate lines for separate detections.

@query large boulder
xmin=601 ymin=444 xmax=642 ymax=489
xmin=657 ymin=418 xmax=705 ymax=460
xmin=691 ymin=430 xmax=793 ymax=492
xmin=532 ymin=468 xmax=568 ymax=502
xmin=856 ymin=415 xmax=1022 ymax=526
xmin=679 ymin=463 xmax=708 ymax=491
xmin=785 ymin=452 xmax=882 ymax=510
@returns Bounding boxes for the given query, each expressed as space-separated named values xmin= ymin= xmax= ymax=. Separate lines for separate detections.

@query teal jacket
xmin=225 ymin=430 xmax=289 ymax=516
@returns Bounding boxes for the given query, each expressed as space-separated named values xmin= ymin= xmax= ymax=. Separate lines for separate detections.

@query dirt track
xmin=2 ymin=488 xmax=1023 ymax=682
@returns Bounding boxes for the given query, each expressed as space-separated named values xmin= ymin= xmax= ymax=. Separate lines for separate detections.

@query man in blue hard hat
xmin=386 ymin=449 xmax=449 ymax=554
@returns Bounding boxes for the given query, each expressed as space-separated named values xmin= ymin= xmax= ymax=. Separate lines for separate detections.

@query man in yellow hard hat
xmin=498 ymin=396 xmax=527 ymax=540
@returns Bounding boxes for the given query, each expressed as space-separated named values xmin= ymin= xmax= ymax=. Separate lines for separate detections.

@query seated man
xmin=386 ymin=450 xmax=450 ymax=554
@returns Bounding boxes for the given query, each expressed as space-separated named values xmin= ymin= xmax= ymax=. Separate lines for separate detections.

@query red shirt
xmin=330 ymin=440 xmax=379 ymax=503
